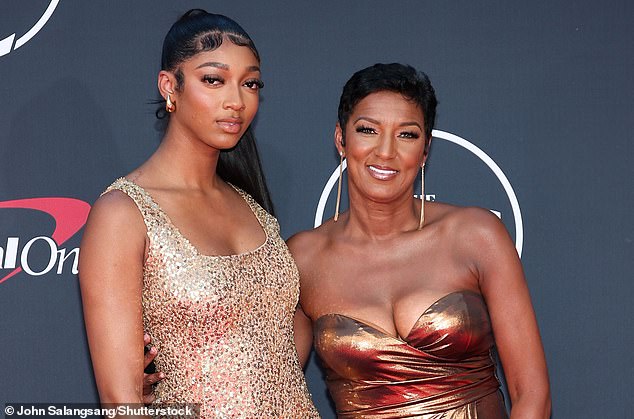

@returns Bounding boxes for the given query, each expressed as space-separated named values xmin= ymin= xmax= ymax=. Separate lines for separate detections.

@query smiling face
xmin=336 ymin=90 xmax=428 ymax=204
xmin=160 ymin=40 xmax=263 ymax=150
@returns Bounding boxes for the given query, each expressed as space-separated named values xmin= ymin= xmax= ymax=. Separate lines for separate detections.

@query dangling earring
xmin=334 ymin=151 xmax=344 ymax=222
xmin=418 ymin=163 xmax=425 ymax=230
xmin=166 ymin=93 xmax=176 ymax=113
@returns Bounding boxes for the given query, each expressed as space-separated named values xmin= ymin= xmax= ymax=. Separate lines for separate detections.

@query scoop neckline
xmin=119 ymin=177 xmax=270 ymax=259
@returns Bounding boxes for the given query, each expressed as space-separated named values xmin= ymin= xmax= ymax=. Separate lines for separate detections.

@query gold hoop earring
xmin=334 ymin=151 xmax=344 ymax=222
xmin=166 ymin=93 xmax=176 ymax=113
xmin=418 ymin=164 xmax=425 ymax=230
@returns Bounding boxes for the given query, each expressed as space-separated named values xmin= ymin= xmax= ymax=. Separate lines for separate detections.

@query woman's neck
xmin=342 ymin=187 xmax=420 ymax=240
xmin=144 ymin=127 xmax=223 ymax=191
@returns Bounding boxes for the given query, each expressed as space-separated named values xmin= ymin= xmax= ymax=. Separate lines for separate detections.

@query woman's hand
xmin=142 ymin=334 xmax=165 ymax=404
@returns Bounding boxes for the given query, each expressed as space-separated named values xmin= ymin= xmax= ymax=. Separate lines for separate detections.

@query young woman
xmin=289 ymin=63 xmax=551 ymax=418
xmin=79 ymin=10 xmax=319 ymax=418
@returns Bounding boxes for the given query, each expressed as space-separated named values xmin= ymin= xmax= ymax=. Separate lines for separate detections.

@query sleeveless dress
xmin=314 ymin=291 xmax=508 ymax=418
xmin=104 ymin=178 xmax=319 ymax=419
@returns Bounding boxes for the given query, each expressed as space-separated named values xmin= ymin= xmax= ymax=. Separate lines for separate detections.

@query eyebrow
xmin=353 ymin=116 xmax=422 ymax=130
xmin=195 ymin=62 xmax=260 ymax=73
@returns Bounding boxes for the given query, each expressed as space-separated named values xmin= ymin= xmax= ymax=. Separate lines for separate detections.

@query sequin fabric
xmin=105 ymin=178 xmax=319 ymax=419
xmin=314 ymin=291 xmax=508 ymax=418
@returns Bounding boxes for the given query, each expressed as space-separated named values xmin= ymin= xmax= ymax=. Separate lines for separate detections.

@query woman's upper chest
xmin=147 ymin=186 xmax=267 ymax=257
xmin=303 ymin=238 xmax=480 ymax=340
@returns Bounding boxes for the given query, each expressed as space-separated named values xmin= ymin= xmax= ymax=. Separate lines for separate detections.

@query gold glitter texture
xmin=105 ymin=178 xmax=319 ymax=418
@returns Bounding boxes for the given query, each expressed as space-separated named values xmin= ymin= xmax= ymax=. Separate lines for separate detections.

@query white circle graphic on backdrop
xmin=314 ymin=129 xmax=524 ymax=257
xmin=0 ymin=0 xmax=60 ymax=57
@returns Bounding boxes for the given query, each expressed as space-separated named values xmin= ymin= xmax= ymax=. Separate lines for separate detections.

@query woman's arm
xmin=287 ymin=232 xmax=318 ymax=369
xmin=294 ymin=305 xmax=313 ymax=368
xmin=468 ymin=209 xmax=551 ymax=418
xmin=79 ymin=191 xmax=148 ymax=404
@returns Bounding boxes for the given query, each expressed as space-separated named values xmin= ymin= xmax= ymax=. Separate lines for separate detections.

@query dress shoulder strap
xmin=102 ymin=177 xmax=168 ymax=233
xmin=231 ymin=184 xmax=280 ymax=236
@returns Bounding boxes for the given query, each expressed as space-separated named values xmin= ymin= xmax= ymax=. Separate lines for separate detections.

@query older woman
xmin=289 ymin=63 xmax=550 ymax=418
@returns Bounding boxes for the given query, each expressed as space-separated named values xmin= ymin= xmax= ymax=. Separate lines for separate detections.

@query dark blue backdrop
xmin=1 ymin=2 xmax=632 ymax=417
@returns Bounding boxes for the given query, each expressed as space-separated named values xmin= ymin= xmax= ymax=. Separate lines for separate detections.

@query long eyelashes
xmin=356 ymin=125 xmax=376 ymax=134
xmin=399 ymin=131 xmax=420 ymax=139
xmin=203 ymin=75 xmax=223 ymax=85
xmin=202 ymin=75 xmax=263 ymax=90
xmin=355 ymin=125 xmax=420 ymax=139
xmin=244 ymin=79 xmax=264 ymax=90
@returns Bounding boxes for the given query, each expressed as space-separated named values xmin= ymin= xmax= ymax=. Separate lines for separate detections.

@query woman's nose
xmin=375 ymin=133 xmax=396 ymax=159
xmin=223 ymin=86 xmax=246 ymax=111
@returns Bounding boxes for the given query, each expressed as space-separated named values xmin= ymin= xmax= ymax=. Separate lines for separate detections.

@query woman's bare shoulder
xmin=428 ymin=201 xmax=511 ymax=252
xmin=287 ymin=223 xmax=328 ymax=258
xmin=286 ymin=220 xmax=337 ymax=276
xmin=429 ymin=201 xmax=504 ymax=231
xmin=82 ymin=189 xmax=147 ymax=245
xmin=91 ymin=189 xmax=143 ymax=223
xmin=79 ymin=189 xmax=148 ymax=290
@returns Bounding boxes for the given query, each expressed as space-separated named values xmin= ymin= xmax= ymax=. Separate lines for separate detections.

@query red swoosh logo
xmin=0 ymin=197 xmax=91 ymax=284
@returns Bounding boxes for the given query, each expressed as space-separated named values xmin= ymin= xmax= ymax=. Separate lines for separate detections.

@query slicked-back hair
xmin=156 ymin=9 xmax=274 ymax=214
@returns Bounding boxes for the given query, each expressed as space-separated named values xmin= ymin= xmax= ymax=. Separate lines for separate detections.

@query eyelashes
xmin=356 ymin=125 xmax=376 ymax=134
xmin=244 ymin=79 xmax=264 ymax=90
xmin=202 ymin=75 xmax=264 ymax=90
xmin=355 ymin=125 xmax=420 ymax=139
xmin=203 ymin=75 xmax=223 ymax=85
xmin=399 ymin=131 xmax=420 ymax=139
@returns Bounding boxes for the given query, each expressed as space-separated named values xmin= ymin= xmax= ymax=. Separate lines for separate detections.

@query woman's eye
xmin=244 ymin=79 xmax=264 ymax=90
xmin=203 ymin=75 xmax=223 ymax=85
xmin=399 ymin=131 xmax=420 ymax=139
xmin=355 ymin=126 xmax=376 ymax=134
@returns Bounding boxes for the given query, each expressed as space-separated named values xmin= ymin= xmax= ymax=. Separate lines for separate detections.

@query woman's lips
xmin=367 ymin=164 xmax=398 ymax=180
xmin=217 ymin=118 xmax=243 ymax=134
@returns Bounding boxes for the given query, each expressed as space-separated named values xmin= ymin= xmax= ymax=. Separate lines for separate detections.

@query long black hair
xmin=157 ymin=9 xmax=274 ymax=215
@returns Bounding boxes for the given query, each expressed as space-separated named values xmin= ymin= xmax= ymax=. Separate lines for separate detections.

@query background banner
xmin=1 ymin=1 xmax=632 ymax=417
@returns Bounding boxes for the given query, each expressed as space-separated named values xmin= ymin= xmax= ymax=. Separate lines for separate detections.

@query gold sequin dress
xmin=105 ymin=178 xmax=319 ymax=418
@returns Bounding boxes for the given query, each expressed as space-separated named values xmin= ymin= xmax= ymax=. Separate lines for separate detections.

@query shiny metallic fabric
xmin=315 ymin=291 xmax=507 ymax=418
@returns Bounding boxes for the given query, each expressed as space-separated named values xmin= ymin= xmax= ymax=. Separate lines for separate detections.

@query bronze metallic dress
xmin=105 ymin=178 xmax=319 ymax=418
xmin=314 ymin=291 xmax=508 ymax=418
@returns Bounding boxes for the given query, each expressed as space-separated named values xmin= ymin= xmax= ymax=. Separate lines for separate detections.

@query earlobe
xmin=421 ymin=137 xmax=432 ymax=165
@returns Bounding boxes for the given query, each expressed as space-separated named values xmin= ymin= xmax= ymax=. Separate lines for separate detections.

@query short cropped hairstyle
xmin=337 ymin=63 xmax=438 ymax=144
